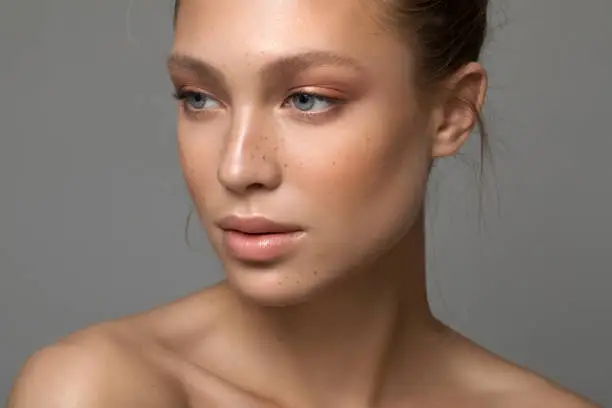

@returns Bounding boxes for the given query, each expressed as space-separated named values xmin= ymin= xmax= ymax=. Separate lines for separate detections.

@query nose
xmin=217 ymin=109 xmax=282 ymax=195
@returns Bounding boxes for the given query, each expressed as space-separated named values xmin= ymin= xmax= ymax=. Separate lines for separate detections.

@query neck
xmin=223 ymin=214 xmax=444 ymax=408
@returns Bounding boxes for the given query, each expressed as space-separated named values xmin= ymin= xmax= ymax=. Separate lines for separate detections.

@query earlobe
xmin=431 ymin=62 xmax=488 ymax=158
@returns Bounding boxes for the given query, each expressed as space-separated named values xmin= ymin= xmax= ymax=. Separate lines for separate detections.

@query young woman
xmin=8 ymin=0 xmax=599 ymax=407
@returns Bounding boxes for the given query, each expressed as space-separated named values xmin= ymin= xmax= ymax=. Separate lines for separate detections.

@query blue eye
xmin=174 ymin=90 xmax=220 ymax=111
xmin=289 ymin=93 xmax=334 ymax=112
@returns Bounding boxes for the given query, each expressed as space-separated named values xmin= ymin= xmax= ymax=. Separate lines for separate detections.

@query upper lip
xmin=217 ymin=215 xmax=303 ymax=234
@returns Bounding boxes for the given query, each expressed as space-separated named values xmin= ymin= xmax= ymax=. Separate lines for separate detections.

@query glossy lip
xmin=216 ymin=215 xmax=304 ymax=235
xmin=216 ymin=215 xmax=305 ymax=263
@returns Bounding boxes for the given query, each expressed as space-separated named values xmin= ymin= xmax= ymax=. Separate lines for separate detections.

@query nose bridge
xmin=217 ymin=106 xmax=281 ymax=193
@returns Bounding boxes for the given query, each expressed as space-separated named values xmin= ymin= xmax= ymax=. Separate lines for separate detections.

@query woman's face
xmin=169 ymin=0 xmax=439 ymax=305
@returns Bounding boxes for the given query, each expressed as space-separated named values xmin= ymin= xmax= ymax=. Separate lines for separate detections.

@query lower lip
xmin=222 ymin=230 xmax=304 ymax=263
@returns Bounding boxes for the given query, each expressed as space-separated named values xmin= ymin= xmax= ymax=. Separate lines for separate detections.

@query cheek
xmin=177 ymin=124 xmax=222 ymax=221
xmin=300 ymin=114 xmax=432 ymax=240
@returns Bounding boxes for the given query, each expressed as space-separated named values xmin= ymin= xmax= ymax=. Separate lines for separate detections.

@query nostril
xmin=245 ymin=182 xmax=266 ymax=191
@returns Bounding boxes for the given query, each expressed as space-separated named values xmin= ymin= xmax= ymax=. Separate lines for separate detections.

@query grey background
xmin=1 ymin=0 xmax=610 ymax=405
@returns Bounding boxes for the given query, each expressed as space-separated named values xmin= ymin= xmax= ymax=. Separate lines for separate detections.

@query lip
xmin=217 ymin=215 xmax=303 ymax=235
xmin=216 ymin=216 xmax=305 ymax=263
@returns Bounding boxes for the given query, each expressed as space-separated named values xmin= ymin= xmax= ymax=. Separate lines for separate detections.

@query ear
xmin=430 ymin=62 xmax=488 ymax=158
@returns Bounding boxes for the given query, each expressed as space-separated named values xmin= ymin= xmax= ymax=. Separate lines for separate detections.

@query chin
xmin=223 ymin=263 xmax=332 ymax=307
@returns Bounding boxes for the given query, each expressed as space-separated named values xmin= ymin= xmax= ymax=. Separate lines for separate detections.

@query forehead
xmin=173 ymin=0 xmax=411 ymax=71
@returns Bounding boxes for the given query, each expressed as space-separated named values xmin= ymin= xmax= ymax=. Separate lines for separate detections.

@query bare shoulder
xmin=494 ymin=378 xmax=602 ymax=408
xmin=482 ymin=355 xmax=600 ymax=407
xmin=7 ymin=285 xmax=238 ymax=408
xmin=491 ymin=361 xmax=601 ymax=407
xmin=6 ymin=322 xmax=187 ymax=408
xmin=447 ymin=333 xmax=601 ymax=408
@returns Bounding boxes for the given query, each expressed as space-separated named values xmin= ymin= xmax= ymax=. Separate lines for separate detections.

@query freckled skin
xmin=6 ymin=1 xmax=599 ymax=408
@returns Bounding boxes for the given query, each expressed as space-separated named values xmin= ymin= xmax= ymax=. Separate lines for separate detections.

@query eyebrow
xmin=166 ymin=51 xmax=366 ymax=87
xmin=167 ymin=53 xmax=228 ymax=89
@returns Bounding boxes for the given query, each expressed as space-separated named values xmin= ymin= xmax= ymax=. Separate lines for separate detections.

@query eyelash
xmin=172 ymin=89 xmax=343 ymax=121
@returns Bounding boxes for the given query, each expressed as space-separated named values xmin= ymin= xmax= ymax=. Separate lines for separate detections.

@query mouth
xmin=216 ymin=215 xmax=305 ymax=263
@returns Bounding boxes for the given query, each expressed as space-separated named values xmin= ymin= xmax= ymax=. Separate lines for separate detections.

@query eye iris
xmin=189 ymin=93 xmax=206 ymax=109
xmin=294 ymin=93 xmax=316 ymax=111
